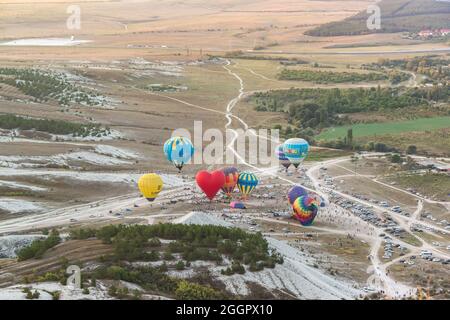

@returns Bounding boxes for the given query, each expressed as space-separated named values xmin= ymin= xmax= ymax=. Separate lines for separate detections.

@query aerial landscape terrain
xmin=0 ymin=0 xmax=448 ymax=301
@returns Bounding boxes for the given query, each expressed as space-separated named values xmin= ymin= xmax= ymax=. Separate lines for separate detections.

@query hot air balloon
xmin=195 ymin=170 xmax=226 ymax=201
xmin=275 ymin=144 xmax=291 ymax=171
xmin=163 ymin=136 xmax=194 ymax=172
xmin=138 ymin=173 xmax=163 ymax=202
xmin=287 ymin=185 xmax=308 ymax=205
xmin=221 ymin=167 xmax=239 ymax=198
xmin=230 ymin=201 xmax=246 ymax=209
xmin=283 ymin=138 xmax=309 ymax=169
xmin=292 ymin=196 xmax=319 ymax=226
xmin=237 ymin=172 xmax=258 ymax=200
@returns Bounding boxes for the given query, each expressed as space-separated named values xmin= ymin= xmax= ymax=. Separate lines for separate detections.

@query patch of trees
xmin=390 ymin=153 xmax=403 ymax=163
xmin=388 ymin=71 xmax=411 ymax=84
xmin=278 ymin=69 xmax=388 ymax=83
xmin=70 ymin=224 xmax=283 ymax=274
xmin=0 ymin=114 xmax=109 ymax=137
xmin=16 ymin=230 xmax=61 ymax=261
xmin=22 ymin=287 xmax=41 ymax=300
xmin=91 ymin=264 xmax=226 ymax=300
xmin=368 ymin=56 xmax=450 ymax=83
xmin=175 ymin=280 xmax=225 ymax=300
xmin=406 ymin=145 xmax=417 ymax=155
xmin=108 ymin=285 xmax=142 ymax=300
xmin=214 ymin=52 xmax=308 ymax=64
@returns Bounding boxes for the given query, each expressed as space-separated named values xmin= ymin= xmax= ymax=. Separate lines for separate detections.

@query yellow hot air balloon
xmin=138 ymin=173 xmax=163 ymax=201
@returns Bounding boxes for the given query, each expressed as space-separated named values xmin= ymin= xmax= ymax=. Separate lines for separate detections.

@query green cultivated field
xmin=316 ymin=117 xmax=450 ymax=141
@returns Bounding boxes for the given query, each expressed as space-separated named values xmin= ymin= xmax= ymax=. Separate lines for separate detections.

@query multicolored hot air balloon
xmin=287 ymin=185 xmax=308 ymax=205
xmin=221 ymin=167 xmax=239 ymax=198
xmin=283 ymin=138 xmax=309 ymax=169
xmin=163 ymin=136 xmax=194 ymax=172
xmin=292 ymin=196 xmax=319 ymax=226
xmin=237 ymin=172 xmax=258 ymax=200
xmin=138 ymin=173 xmax=163 ymax=202
xmin=275 ymin=144 xmax=291 ymax=171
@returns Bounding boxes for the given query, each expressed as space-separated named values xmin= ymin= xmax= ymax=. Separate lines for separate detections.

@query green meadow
xmin=316 ymin=117 xmax=450 ymax=141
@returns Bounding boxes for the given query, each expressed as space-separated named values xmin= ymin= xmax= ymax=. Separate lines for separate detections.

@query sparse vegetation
xmin=0 ymin=114 xmax=110 ymax=137
xmin=0 ymin=67 xmax=106 ymax=106
xmin=384 ymin=172 xmax=450 ymax=199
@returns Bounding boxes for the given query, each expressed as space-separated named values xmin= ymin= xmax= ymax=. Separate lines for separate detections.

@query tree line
xmin=278 ymin=69 xmax=389 ymax=83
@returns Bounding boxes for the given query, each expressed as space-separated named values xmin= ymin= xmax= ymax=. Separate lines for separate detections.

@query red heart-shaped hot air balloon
xmin=195 ymin=170 xmax=226 ymax=201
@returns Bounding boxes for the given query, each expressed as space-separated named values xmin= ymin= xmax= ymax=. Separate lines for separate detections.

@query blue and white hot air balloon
xmin=283 ymin=138 xmax=309 ymax=169
xmin=163 ymin=136 xmax=195 ymax=172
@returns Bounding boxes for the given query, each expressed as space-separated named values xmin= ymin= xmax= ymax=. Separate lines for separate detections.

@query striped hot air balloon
xmin=237 ymin=172 xmax=258 ymax=200
xmin=283 ymin=138 xmax=309 ymax=169
xmin=163 ymin=136 xmax=194 ymax=172
xmin=292 ymin=196 xmax=319 ymax=226
xmin=138 ymin=173 xmax=163 ymax=202
xmin=221 ymin=167 xmax=239 ymax=198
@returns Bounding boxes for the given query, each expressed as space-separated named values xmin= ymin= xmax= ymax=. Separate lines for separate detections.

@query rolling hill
xmin=306 ymin=0 xmax=450 ymax=36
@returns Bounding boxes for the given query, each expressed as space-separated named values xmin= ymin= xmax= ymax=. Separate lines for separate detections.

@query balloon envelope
xmin=237 ymin=172 xmax=258 ymax=199
xmin=195 ymin=170 xmax=226 ymax=201
xmin=287 ymin=186 xmax=308 ymax=205
xmin=138 ymin=173 xmax=163 ymax=202
xmin=283 ymin=138 xmax=309 ymax=168
xmin=230 ymin=201 xmax=246 ymax=209
xmin=275 ymin=144 xmax=291 ymax=169
xmin=163 ymin=136 xmax=194 ymax=171
xmin=292 ymin=196 xmax=319 ymax=226
xmin=221 ymin=167 xmax=239 ymax=197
